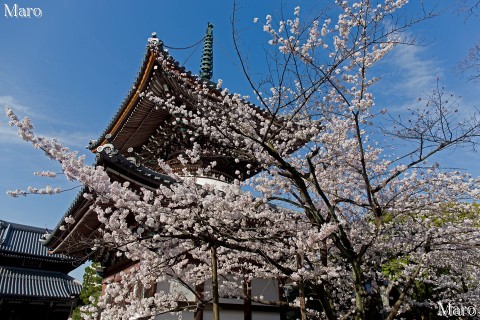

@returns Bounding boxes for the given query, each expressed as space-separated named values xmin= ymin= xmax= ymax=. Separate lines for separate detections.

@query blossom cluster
xmin=4 ymin=1 xmax=480 ymax=319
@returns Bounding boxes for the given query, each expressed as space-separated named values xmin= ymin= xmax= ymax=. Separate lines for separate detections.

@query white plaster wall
xmin=154 ymin=311 xmax=195 ymax=320
xmin=203 ymin=310 xmax=244 ymax=320
xmin=153 ymin=274 xmax=282 ymax=320
xmin=153 ymin=310 xmax=281 ymax=320
xmin=195 ymin=177 xmax=231 ymax=190
xmin=251 ymin=279 xmax=280 ymax=305
xmin=252 ymin=311 xmax=281 ymax=320
xmin=156 ymin=279 xmax=196 ymax=301
xmin=168 ymin=310 xmax=280 ymax=320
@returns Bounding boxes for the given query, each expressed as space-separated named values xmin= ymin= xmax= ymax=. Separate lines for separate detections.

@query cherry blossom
xmin=5 ymin=1 xmax=480 ymax=320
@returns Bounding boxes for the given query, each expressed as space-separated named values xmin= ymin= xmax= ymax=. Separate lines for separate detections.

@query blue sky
xmin=1 ymin=1 xmax=479 ymax=279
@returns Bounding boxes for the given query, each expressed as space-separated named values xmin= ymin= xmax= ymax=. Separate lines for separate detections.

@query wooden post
xmin=278 ymin=278 xmax=288 ymax=320
xmin=194 ymin=283 xmax=204 ymax=320
xmin=211 ymin=245 xmax=220 ymax=320
xmin=243 ymin=277 xmax=252 ymax=320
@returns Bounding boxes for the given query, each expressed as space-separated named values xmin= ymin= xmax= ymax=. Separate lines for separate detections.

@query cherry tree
xmin=5 ymin=1 xmax=480 ymax=319
xmin=459 ymin=0 xmax=480 ymax=81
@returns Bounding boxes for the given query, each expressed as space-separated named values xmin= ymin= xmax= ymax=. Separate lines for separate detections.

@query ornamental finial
xmin=199 ymin=23 xmax=214 ymax=81
xmin=148 ymin=32 xmax=160 ymax=49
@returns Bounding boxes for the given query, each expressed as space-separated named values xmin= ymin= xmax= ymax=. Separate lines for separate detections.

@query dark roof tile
xmin=0 ymin=266 xmax=81 ymax=299
xmin=0 ymin=220 xmax=75 ymax=262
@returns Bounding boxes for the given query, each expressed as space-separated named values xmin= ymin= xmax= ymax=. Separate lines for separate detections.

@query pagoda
xmin=44 ymin=24 xmax=290 ymax=320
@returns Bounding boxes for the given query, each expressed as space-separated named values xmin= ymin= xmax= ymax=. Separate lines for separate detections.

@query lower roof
xmin=0 ymin=266 xmax=81 ymax=300
xmin=0 ymin=220 xmax=77 ymax=266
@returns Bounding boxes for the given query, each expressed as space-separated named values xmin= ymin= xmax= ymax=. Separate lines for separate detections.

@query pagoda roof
xmin=45 ymin=32 xmax=306 ymax=259
xmin=88 ymin=36 xmax=217 ymax=154
xmin=0 ymin=220 xmax=78 ymax=266
xmin=0 ymin=266 xmax=81 ymax=300
xmin=86 ymin=35 xmax=269 ymax=176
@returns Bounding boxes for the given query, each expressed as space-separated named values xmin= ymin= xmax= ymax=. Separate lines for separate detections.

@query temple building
xmin=0 ymin=220 xmax=82 ymax=320
xmin=44 ymin=24 xmax=292 ymax=320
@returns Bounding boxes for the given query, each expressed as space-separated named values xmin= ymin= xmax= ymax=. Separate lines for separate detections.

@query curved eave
xmin=0 ymin=251 xmax=77 ymax=265
xmin=43 ymin=187 xmax=87 ymax=250
xmin=98 ymin=151 xmax=176 ymax=188
xmin=44 ymin=191 xmax=95 ymax=258
xmin=106 ymin=52 xmax=157 ymax=147
xmin=89 ymin=49 xmax=157 ymax=151
xmin=44 ymin=152 xmax=175 ymax=257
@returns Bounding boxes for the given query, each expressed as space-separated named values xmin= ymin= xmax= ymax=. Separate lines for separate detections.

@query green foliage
xmin=431 ymin=203 xmax=480 ymax=227
xmin=70 ymin=306 xmax=83 ymax=320
xmin=79 ymin=262 xmax=102 ymax=304
xmin=380 ymin=203 xmax=480 ymax=319
xmin=381 ymin=256 xmax=409 ymax=281
xmin=71 ymin=262 xmax=103 ymax=320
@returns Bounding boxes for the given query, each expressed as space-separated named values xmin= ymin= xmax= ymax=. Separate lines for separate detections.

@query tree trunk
xmin=297 ymin=254 xmax=307 ymax=320
xmin=386 ymin=264 xmax=422 ymax=320
xmin=351 ymin=260 xmax=385 ymax=320
xmin=352 ymin=261 xmax=366 ymax=320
